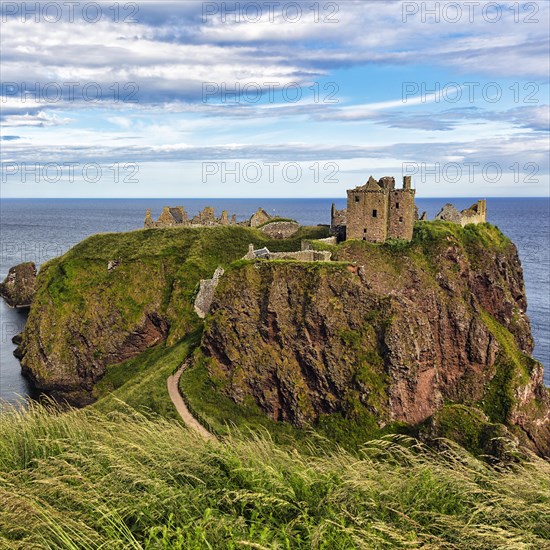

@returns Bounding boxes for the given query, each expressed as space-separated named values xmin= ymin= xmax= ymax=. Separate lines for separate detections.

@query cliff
xmin=17 ymin=225 xmax=329 ymax=404
xmin=0 ymin=262 xmax=37 ymax=307
xmin=16 ymin=221 xmax=549 ymax=455
xmin=195 ymin=222 xmax=549 ymax=455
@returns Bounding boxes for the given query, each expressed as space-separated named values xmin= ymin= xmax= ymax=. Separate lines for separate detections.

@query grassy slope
xmin=83 ymin=221 xmax=544 ymax=454
xmin=24 ymin=224 xmax=329 ymax=384
xmin=2 ymin=222 xmax=550 ymax=547
xmin=1 ymin=402 xmax=549 ymax=549
xmin=93 ymin=330 xmax=202 ymax=419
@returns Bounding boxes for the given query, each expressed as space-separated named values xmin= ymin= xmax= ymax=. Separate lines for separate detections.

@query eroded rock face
xmin=18 ymin=255 xmax=174 ymax=405
xmin=20 ymin=310 xmax=169 ymax=405
xmin=198 ymin=228 xmax=549 ymax=455
xmin=0 ymin=262 xmax=37 ymax=307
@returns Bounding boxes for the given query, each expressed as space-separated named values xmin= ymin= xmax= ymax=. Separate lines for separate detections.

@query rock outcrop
xmin=17 ymin=225 xmax=331 ymax=405
xmin=16 ymin=222 xmax=549 ymax=455
xmin=0 ymin=262 xmax=37 ymax=307
xmin=197 ymin=223 xmax=549 ymax=456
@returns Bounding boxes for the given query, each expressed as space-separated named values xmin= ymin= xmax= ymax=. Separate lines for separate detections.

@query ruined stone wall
xmin=267 ymin=250 xmax=331 ymax=261
xmin=259 ymin=221 xmax=300 ymax=239
xmin=460 ymin=212 xmax=486 ymax=226
xmin=460 ymin=200 xmax=487 ymax=226
xmin=194 ymin=267 xmax=225 ymax=318
xmin=346 ymin=190 xmax=389 ymax=242
xmin=157 ymin=207 xmax=181 ymax=226
xmin=145 ymin=206 xmax=239 ymax=228
xmin=302 ymin=236 xmax=337 ymax=249
xmin=435 ymin=200 xmax=487 ymax=227
xmin=435 ymin=204 xmax=462 ymax=224
xmin=387 ymin=189 xmax=416 ymax=240
xmin=249 ymin=208 xmax=271 ymax=227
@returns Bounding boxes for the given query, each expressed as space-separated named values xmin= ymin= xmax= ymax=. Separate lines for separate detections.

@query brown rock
xmin=0 ymin=262 xmax=37 ymax=307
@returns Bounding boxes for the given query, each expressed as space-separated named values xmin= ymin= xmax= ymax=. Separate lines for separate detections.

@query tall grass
xmin=1 ymin=401 xmax=549 ymax=549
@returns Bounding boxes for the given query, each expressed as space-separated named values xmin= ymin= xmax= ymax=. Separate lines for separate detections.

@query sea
xmin=1 ymin=198 xmax=549 ymax=404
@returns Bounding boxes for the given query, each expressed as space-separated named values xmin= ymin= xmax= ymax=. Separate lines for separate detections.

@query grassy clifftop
xmin=186 ymin=222 xmax=549 ymax=455
xmin=19 ymin=225 xmax=329 ymax=402
xmin=16 ymin=221 xmax=550 ymax=456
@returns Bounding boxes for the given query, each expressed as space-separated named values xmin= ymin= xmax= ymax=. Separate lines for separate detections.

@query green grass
xmin=0 ymin=402 xmax=549 ymax=549
xmin=179 ymin=359 xmax=306 ymax=445
xmin=479 ymin=310 xmax=537 ymax=424
xmin=93 ymin=331 xmax=202 ymax=419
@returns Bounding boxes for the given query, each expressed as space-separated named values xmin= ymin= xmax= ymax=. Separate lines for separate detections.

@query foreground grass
xmin=1 ymin=402 xmax=549 ymax=549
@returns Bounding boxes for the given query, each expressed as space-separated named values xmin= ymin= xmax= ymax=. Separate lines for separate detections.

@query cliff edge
xmin=195 ymin=222 xmax=549 ymax=455
xmin=16 ymin=222 xmax=549 ymax=455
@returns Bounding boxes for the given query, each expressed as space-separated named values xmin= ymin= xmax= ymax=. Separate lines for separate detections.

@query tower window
xmin=396 ymin=202 xmax=400 ymax=209
xmin=363 ymin=228 xmax=367 ymax=233
xmin=399 ymin=216 xmax=403 ymax=222
xmin=355 ymin=195 xmax=360 ymax=203
xmin=372 ymin=209 xmax=378 ymax=218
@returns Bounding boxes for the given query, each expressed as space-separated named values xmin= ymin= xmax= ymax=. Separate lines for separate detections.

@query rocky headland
xmin=8 ymin=222 xmax=550 ymax=456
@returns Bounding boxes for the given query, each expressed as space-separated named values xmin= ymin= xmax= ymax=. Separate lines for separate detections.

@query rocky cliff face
xmin=197 ymin=223 xmax=549 ymax=455
xmin=0 ymin=262 xmax=37 ymax=307
xmin=17 ymin=225 xmax=330 ymax=404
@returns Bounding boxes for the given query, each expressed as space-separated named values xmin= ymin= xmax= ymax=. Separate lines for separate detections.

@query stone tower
xmin=345 ymin=175 xmax=416 ymax=242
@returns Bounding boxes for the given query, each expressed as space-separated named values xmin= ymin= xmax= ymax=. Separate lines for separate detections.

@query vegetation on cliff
xmin=18 ymin=225 xmax=329 ymax=402
xmin=188 ymin=222 xmax=549 ymax=455
xmin=2 ymin=220 xmax=550 ymax=548
xmin=1 ymin=402 xmax=549 ymax=549
xmin=15 ymin=221 xmax=550 ymax=456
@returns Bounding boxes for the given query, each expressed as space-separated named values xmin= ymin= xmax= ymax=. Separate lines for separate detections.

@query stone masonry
xmin=145 ymin=206 xmax=272 ymax=229
xmin=435 ymin=200 xmax=487 ymax=226
xmin=332 ymin=175 xmax=416 ymax=242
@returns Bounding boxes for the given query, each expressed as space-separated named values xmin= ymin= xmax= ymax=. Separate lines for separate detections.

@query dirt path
xmin=167 ymin=365 xmax=216 ymax=441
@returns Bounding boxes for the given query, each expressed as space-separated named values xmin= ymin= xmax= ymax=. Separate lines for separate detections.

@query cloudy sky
xmin=1 ymin=0 xmax=549 ymax=197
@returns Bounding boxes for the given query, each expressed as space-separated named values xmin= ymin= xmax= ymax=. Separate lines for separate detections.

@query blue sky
xmin=1 ymin=0 xmax=549 ymax=197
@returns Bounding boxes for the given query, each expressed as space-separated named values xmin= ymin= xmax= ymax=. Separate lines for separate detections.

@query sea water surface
xmin=1 ymin=198 xmax=548 ymax=404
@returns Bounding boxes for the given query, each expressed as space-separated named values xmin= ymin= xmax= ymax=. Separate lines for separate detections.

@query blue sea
xmin=1 ymin=198 xmax=549 ymax=404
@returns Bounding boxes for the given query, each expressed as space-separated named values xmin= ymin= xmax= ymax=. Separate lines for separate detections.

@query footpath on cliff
xmin=167 ymin=365 xmax=216 ymax=441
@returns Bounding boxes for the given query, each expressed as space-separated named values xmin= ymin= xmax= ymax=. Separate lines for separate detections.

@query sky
xmin=0 ymin=0 xmax=549 ymax=198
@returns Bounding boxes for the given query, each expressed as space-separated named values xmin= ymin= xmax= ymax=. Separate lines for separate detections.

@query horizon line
xmin=2 ymin=196 xmax=550 ymax=201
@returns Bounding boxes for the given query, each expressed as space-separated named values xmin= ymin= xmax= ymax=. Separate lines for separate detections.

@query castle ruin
xmin=435 ymin=200 xmax=487 ymax=226
xmin=331 ymin=175 xmax=416 ymax=242
xmin=144 ymin=206 xmax=271 ymax=229
xmin=331 ymin=176 xmax=487 ymax=242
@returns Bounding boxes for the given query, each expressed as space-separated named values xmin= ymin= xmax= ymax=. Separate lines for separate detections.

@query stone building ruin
xmin=435 ymin=200 xmax=487 ymax=226
xmin=331 ymin=176 xmax=487 ymax=242
xmin=331 ymin=175 xmax=416 ymax=242
xmin=144 ymin=206 xmax=272 ymax=229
